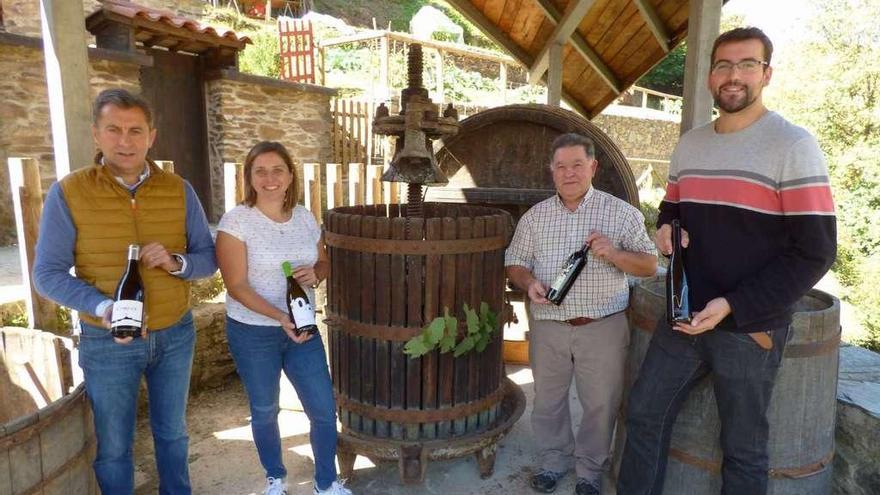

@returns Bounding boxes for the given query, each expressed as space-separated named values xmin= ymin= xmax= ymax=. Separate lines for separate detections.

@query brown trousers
xmin=529 ymin=312 xmax=629 ymax=481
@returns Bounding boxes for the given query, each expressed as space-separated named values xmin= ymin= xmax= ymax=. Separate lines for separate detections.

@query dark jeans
xmin=617 ymin=320 xmax=789 ymax=495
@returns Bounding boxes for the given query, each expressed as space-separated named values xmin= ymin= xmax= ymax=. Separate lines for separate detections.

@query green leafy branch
xmin=403 ymin=302 xmax=498 ymax=359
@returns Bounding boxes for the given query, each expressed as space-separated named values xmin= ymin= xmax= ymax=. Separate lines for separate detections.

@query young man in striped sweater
xmin=617 ymin=27 xmax=836 ymax=495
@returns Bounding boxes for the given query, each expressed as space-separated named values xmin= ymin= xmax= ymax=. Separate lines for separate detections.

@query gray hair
xmin=92 ymin=88 xmax=153 ymax=128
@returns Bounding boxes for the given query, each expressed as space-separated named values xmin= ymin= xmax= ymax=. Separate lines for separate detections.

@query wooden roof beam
xmin=530 ymin=0 xmax=620 ymax=94
xmin=633 ymin=0 xmax=671 ymax=53
xmin=443 ymin=0 xmax=534 ymax=66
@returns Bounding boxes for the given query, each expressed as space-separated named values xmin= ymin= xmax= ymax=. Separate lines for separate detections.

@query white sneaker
xmin=264 ymin=476 xmax=288 ymax=495
xmin=313 ymin=479 xmax=353 ymax=495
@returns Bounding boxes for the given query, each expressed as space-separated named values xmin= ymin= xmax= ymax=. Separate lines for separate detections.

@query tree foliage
xmin=766 ymin=0 xmax=880 ymax=350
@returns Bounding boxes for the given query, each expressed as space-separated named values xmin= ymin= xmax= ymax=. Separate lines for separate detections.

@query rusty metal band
xmin=628 ymin=311 xmax=841 ymax=358
xmin=669 ymin=447 xmax=834 ymax=479
xmin=784 ymin=327 xmax=841 ymax=358
xmin=324 ymin=231 xmax=507 ymax=255
xmin=325 ymin=313 xmax=423 ymax=341
xmin=21 ymin=437 xmax=95 ymax=495
xmin=335 ymin=385 xmax=506 ymax=423
xmin=0 ymin=385 xmax=86 ymax=450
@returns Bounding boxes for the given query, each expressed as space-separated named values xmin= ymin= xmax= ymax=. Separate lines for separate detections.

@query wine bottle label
xmin=289 ymin=296 xmax=316 ymax=328
xmin=111 ymin=300 xmax=143 ymax=328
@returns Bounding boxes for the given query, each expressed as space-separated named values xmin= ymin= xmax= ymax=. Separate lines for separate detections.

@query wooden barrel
xmin=619 ymin=278 xmax=839 ymax=494
xmin=1 ymin=327 xmax=97 ymax=494
xmin=325 ymin=203 xmax=510 ymax=441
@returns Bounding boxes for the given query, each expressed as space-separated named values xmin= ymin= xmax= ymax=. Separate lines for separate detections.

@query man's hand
xmin=292 ymin=265 xmax=319 ymax=288
xmin=655 ymin=223 xmax=690 ymax=256
xmin=102 ymin=304 xmax=144 ymax=344
xmin=140 ymin=242 xmax=182 ymax=272
xmin=527 ymin=279 xmax=550 ymax=305
xmin=674 ymin=297 xmax=731 ymax=335
xmin=278 ymin=313 xmax=313 ymax=343
xmin=586 ymin=230 xmax=617 ymax=263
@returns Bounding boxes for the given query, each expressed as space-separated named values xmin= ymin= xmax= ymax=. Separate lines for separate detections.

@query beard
xmin=713 ymin=83 xmax=756 ymax=113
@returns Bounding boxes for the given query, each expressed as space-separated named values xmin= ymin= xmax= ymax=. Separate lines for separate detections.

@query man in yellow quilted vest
xmin=33 ymin=88 xmax=217 ymax=494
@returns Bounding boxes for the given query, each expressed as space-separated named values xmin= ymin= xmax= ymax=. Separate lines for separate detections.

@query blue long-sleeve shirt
xmin=33 ymin=178 xmax=217 ymax=318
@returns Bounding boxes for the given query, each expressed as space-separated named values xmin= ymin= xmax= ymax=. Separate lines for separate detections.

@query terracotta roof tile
xmin=98 ymin=0 xmax=250 ymax=45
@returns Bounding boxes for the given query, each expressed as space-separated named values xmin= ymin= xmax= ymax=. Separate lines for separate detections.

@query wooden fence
xmin=331 ymin=98 xmax=387 ymax=166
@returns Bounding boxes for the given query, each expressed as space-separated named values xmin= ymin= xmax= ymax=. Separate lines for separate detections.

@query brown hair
xmin=242 ymin=141 xmax=300 ymax=211
xmin=711 ymin=26 xmax=774 ymax=65
xmin=92 ymin=88 xmax=153 ymax=127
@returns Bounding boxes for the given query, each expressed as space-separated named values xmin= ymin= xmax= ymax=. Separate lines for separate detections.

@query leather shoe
xmin=575 ymin=478 xmax=600 ymax=495
xmin=530 ymin=469 xmax=565 ymax=493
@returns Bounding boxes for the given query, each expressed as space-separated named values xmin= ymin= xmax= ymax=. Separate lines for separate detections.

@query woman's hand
xmin=278 ymin=313 xmax=313 ymax=343
xmin=292 ymin=265 xmax=319 ymax=288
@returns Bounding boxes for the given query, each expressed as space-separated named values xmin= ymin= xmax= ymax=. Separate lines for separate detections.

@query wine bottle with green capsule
xmin=282 ymin=261 xmax=318 ymax=336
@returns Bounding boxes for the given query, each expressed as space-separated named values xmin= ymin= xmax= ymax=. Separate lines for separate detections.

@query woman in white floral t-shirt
xmin=216 ymin=141 xmax=351 ymax=495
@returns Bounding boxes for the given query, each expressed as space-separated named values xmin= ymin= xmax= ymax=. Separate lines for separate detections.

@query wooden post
xmin=309 ymin=179 xmax=321 ymax=224
xmin=40 ymin=0 xmax=92 ymax=177
xmin=369 ymin=165 xmax=383 ymax=204
xmin=547 ymin=42 xmax=563 ymax=107
xmin=499 ymin=62 xmax=508 ymax=104
xmin=303 ymin=163 xmax=322 ymax=222
xmin=379 ymin=34 xmax=390 ymax=102
xmin=435 ymin=49 xmax=444 ymax=104
xmin=334 ymin=164 xmax=344 ymax=207
xmin=8 ymin=157 xmax=60 ymax=332
xmin=348 ymin=163 xmax=364 ymax=206
xmin=224 ymin=162 xmax=244 ymax=212
xmin=155 ymin=160 xmax=174 ymax=174
xmin=681 ymin=0 xmax=721 ymax=134
xmin=389 ymin=181 xmax=399 ymax=205
xmin=325 ymin=163 xmax=339 ymax=209
xmin=319 ymin=46 xmax=326 ymax=86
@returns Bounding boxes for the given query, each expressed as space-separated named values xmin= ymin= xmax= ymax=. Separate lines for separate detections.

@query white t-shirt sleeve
xmin=217 ymin=206 xmax=245 ymax=241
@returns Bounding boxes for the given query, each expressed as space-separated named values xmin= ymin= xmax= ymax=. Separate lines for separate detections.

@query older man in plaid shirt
xmin=506 ymin=133 xmax=657 ymax=495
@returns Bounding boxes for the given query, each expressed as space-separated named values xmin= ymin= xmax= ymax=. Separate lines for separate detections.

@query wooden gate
xmin=278 ymin=18 xmax=315 ymax=83
xmin=140 ymin=49 xmax=212 ymax=218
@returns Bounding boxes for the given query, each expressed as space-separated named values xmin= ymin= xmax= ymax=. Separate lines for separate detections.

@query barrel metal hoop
xmin=325 ymin=313 xmax=424 ymax=341
xmin=629 ymin=311 xmax=841 ymax=358
xmin=784 ymin=326 xmax=842 ymax=358
xmin=21 ymin=437 xmax=94 ymax=495
xmin=0 ymin=384 xmax=86 ymax=450
xmin=669 ymin=448 xmax=835 ymax=479
xmin=336 ymin=384 xmax=506 ymax=423
xmin=325 ymin=231 xmax=507 ymax=255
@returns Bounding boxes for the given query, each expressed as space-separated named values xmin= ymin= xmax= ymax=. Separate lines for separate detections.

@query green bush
xmin=239 ymin=29 xmax=281 ymax=78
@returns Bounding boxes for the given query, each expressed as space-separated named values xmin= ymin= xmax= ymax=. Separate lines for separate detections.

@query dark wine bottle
xmin=111 ymin=244 xmax=144 ymax=338
xmin=546 ymin=242 xmax=590 ymax=305
xmin=282 ymin=261 xmax=318 ymax=336
xmin=666 ymin=219 xmax=691 ymax=324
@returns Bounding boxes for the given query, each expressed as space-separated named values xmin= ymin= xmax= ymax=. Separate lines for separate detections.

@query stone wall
xmin=834 ymin=345 xmax=880 ymax=495
xmin=0 ymin=0 xmax=203 ymax=37
xmin=593 ymin=113 xmax=679 ymax=162
xmin=0 ymin=37 xmax=144 ymax=244
xmin=206 ymin=71 xmax=336 ymax=221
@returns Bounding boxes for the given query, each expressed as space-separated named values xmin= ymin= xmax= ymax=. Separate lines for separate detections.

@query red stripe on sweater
xmin=679 ymin=177 xmax=781 ymax=213
xmin=780 ymin=185 xmax=835 ymax=214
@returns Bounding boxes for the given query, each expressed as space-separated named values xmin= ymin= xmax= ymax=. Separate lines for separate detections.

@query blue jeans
xmin=617 ymin=320 xmax=789 ymax=495
xmin=78 ymin=312 xmax=195 ymax=495
xmin=225 ymin=317 xmax=338 ymax=490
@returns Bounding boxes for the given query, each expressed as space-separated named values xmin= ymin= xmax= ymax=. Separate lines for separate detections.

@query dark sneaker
xmin=575 ymin=477 xmax=600 ymax=495
xmin=530 ymin=469 xmax=565 ymax=493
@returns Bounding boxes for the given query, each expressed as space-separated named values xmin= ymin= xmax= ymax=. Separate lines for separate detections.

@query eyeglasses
xmin=710 ymin=59 xmax=769 ymax=75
